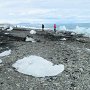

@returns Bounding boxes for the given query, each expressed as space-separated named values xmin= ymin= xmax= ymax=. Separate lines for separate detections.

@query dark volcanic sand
xmin=0 ymin=29 xmax=90 ymax=90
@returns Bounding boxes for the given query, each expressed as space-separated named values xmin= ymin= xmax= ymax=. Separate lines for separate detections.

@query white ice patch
xmin=60 ymin=38 xmax=67 ymax=41
xmin=0 ymin=50 xmax=11 ymax=57
xmin=59 ymin=26 xmax=67 ymax=30
xmin=25 ymin=37 xmax=36 ymax=42
xmin=30 ymin=30 xmax=36 ymax=34
xmin=0 ymin=59 xmax=2 ymax=63
xmin=59 ymin=26 xmax=90 ymax=37
xmin=4 ymin=33 xmax=9 ymax=35
xmin=71 ymin=32 xmax=76 ymax=35
xmin=12 ymin=55 xmax=64 ymax=77
xmin=7 ymin=27 xmax=13 ymax=31
xmin=85 ymin=48 xmax=90 ymax=52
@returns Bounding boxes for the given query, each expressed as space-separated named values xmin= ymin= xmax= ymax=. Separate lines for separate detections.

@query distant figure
xmin=54 ymin=24 xmax=56 ymax=32
xmin=42 ymin=24 xmax=44 ymax=31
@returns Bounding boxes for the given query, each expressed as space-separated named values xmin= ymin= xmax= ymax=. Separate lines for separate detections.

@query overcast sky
xmin=0 ymin=0 xmax=90 ymax=24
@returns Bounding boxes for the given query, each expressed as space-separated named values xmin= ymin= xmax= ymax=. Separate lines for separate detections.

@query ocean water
xmin=17 ymin=23 xmax=90 ymax=29
xmin=17 ymin=23 xmax=90 ymax=37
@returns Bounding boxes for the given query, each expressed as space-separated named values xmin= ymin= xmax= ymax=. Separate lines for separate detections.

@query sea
xmin=17 ymin=23 xmax=90 ymax=37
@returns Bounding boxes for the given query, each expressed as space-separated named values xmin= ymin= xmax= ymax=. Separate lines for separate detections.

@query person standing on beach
xmin=42 ymin=24 xmax=44 ymax=31
xmin=54 ymin=24 xmax=56 ymax=32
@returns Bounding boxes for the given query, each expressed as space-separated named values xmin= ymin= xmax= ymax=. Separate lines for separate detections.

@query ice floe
xmin=30 ymin=30 xmax=36 ymax=34
xmin=25 ymin=36 xmax=36 ymax=42
xmin=12 ymin=55 xmax=64 ymax=77
xmin=0 ymin=59 xmax=2 ymax=63
xmin=0 ymin=50 xmax=11 ymax=57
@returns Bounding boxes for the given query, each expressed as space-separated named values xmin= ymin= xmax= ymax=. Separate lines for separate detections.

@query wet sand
xmin=0 ymin=29 xmax=90 ymax=90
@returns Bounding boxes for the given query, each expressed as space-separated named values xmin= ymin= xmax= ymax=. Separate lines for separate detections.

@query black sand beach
xmin=0 ymin=29 xmax=90 ymax=90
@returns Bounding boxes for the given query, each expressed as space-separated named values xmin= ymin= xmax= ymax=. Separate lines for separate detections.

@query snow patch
xmin=0 ymin=50 xmax=11 ymax=57
xmin=30 ymin=30 xmax=36 ymax=34
xmin=12 ymin=55 xmax=64 ymax=77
